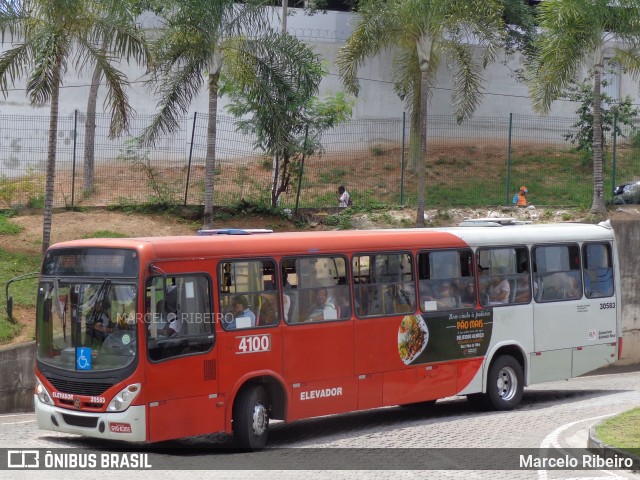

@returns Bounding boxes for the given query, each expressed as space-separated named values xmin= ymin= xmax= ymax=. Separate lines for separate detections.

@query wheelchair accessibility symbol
xmin=76 ymin=347 xmax=92 ymax=370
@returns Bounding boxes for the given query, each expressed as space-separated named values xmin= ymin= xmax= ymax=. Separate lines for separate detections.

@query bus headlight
xmin=107 ymin=383 xmax=141 ymax=412
xmin=35 ymin=379 xmax=53 ymax=405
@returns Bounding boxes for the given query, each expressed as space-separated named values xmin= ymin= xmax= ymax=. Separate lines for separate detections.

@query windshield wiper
xmin=87 ymin=279 xmax=112 ymax=345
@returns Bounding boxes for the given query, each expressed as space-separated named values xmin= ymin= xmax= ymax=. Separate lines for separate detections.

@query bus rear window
xmin=43 ymin=248 xmax=139 ymax=277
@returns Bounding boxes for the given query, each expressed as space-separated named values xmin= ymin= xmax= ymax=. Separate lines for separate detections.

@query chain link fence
xmin=0 ymin=111 xmax=638 ymax=210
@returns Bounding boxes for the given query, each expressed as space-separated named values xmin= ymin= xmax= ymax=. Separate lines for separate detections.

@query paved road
xmin=1 ymin=368 xmax=639 ymax=480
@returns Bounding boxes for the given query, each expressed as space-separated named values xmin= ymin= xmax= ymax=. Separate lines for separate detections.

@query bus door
xmin=531 ymin=243 xmax=617 ymax=383
xmin=215 ymin=259 xmax=284 ymax=409
xmin=280 ymin=256 xmax=357 ymax=420
xmin=143 ymin=269 xmax=221 ymax=442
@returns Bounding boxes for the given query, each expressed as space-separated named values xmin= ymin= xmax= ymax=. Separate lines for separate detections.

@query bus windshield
xmin=36 ymin=280 xmax=138 ymax=371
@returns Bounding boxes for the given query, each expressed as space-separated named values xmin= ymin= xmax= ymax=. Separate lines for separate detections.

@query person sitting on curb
xmin=516 ymin=186 xmax=528 ymax=206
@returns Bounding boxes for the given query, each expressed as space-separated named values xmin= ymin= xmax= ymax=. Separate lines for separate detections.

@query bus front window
xmin=36 ymin=281 xmax=137 ymax=371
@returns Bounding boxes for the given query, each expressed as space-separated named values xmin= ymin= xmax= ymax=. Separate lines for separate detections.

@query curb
xmin=588 ymin=424 xmax=640 ymax=471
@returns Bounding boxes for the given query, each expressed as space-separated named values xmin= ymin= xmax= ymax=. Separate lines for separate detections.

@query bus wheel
xmin=233 ymin=385 xmax=269 ymax=450
xmin=485 ymin=355 xmax=523 ymax=411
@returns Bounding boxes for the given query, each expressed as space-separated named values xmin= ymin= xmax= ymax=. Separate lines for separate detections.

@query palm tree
xmin=83 ymin=0 xmax=151 ymax=194
xmin=528 ymin=0 xmax=640 ymax=214
xmin=337 ymin=0 xmax=505 ymax=226
xmin=141 ymin=0 xmax=271 ymax=228
xmin=0 ymin=0 xmax=148 ymax=254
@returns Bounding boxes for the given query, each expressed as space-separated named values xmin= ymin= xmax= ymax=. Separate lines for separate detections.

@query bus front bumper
xmin=35 ymin=396 xmax=146 ymax=442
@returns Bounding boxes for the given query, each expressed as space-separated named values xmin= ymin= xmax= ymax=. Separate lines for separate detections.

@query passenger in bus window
xmin=457 ymin=280 xmax=476 ymax=307
xmin=307 ymin=288 xmax=338 ymax=321
xmin=425 ymin=281 xmax=458 ymax=309
xmin=514 ymin=276 xmax=533 ymax=303
xmin=565 ymin=275 xmax=581 ymax=299
xmin=258 ymin=293 xmax=278 ymax=326
xmin=486 ymin=276 xmax=510 ymax=305
xmin=228 ymin=295 xmax=256 ymax=329
xmin=334 ymin=287 xmax=352 ymax=319
xmin=150 ymin=286 xmax=181 ymax=337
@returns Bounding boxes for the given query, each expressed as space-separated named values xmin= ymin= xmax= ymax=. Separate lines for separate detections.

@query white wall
xmin=0 ymin=8 xmax=638 ymax=176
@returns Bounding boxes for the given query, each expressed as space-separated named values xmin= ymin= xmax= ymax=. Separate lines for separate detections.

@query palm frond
xmin=445 ymin=42 xmax=485 ymax=123
xmin=76 ymin=38 xmax=133 ymax=137
xmin=336 ymin=0 xmax=397 ymax=96
xmin=0 ymin=42 xmax=33 ymax=97
xmin=141 ymin=58 xmax=206 ymax=146
xmin=26 ymin=33 xmax=69 ymax=106
xmin=528 ymin=0 xmax=603 ymax=113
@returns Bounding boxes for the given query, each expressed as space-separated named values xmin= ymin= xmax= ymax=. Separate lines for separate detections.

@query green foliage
xmin=371 ymin=144 xmax=384 ymax=156
xmin=221 ymin=32 xmax=352 ymax=207
xmin=82 ymin=230 xmax=127 ymax=239
xmin=0 ymin=216 xmax=23 ymax=236
xmin=27 ymin=194 xmax=45 ymax=209
xmin=119 ymin=138 xmax=180 ymax=209
xmin=0 ymin=172 xmax=44 ymax=209
xmin=0 ymin=248 xmax=40 ymax=338
xmin=0 ymin=320 xmax=21 ymax=343
xmin=563 ymin=69 xmax=639 ymax=162
xmin=595 ymin=407 xmax=640 ymax=450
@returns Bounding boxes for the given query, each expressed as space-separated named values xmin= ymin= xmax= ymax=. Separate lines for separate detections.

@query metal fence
xmin=0 ymin=111 xmax=638 ymax=210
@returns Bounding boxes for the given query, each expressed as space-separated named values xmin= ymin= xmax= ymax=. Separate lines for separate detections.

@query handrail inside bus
xmin=197 ymin=229 xmax=274 ymax=236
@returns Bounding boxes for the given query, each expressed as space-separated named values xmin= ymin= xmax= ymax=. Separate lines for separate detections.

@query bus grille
xmin=61 ymin=414 xmax=99 ymax=429
xmin=46 ymin=376 xmax=114 ymax=396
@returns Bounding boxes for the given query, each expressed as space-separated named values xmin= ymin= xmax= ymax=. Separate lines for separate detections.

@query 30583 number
xmin=237 ymin=334 xmax=270 ymax=354
xmin=599 ymin=302 xmax=616 ymax=310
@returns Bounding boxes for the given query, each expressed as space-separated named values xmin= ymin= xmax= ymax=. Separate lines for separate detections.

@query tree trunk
xmin=271 ymin=154 xmax=280 ymax=208
xmin=83 ymin=64 xmax=102 ymax=193
xmin=203 ymin=69 xmax=220 ymax=229
xmin=591 ymin=59 xmax=606 ymax=214
xmin=42 ymin=62 xmax=62 ymax=256
xmin=415 ymin=35 xmax=433 ymax=227
xmin=409 ymin=83 xmax=421 ymax=173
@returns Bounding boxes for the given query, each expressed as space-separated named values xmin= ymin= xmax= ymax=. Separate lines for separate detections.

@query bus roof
xmin=47 ymin=222 xmax=615 ymax=260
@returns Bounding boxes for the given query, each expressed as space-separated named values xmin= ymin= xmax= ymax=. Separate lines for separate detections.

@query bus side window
xmin=583 ymin=243 xmax=614 ymax=298
xmin=418 ymin=249 xmax=474 ymax=311
xmin=478 ymin=246 xmax=530 ymax=306
xmin=146 ymin=274 xmax=213 ymax=362
xmin=218 ymin=259 xmax=279 ymax=330
xmin=283 ymin=256 xmax=349 ymax=324
xmin=353 ymin=252 xmax=415 ymax=317
xmin=533 ymin=244 xmax=582 ymax=302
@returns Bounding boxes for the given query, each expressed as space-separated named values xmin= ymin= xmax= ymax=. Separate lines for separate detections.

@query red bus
xmin=34 ymin=223 xmax=622 ymax=449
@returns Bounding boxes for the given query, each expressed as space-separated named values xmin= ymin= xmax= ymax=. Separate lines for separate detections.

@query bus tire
xmin=485 ymin=355 xmax=523 ymax=411
xmin=233 ymin=385 xmax=269 ymax=450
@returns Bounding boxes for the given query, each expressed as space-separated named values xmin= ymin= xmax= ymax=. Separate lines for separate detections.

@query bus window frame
xmin=417 ymin=248 xmax=476 ymax=312
xmin=145 ymin=271 xmax=215 ymax=363
xmin=532 ymin=243 xmax=582 ymax=303
xmin=281 ymin=254 xmax=351 ymax=325
xmin=582 ymin=241 xmax=615 ymax=299
xmin=477 ymin=244 xmax=532 ymax=307
xmin=217 ymin=257 xmax=281 ymax=331
xmin=352 ymin=250 xmax=416 ymax=319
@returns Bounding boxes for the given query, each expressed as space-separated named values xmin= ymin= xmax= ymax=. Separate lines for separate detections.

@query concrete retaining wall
xmin=1 ymin=220 xmax=639 ymax=413
xmin=0 ymin=341 xmax=35 ymax=413
xmin=611 ymin=219 xmax=640 ymax=365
